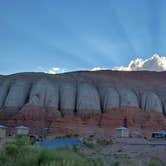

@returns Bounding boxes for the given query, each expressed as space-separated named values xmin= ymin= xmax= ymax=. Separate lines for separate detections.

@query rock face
xmin=162 ymin=98 xmax=166 ymax=115
xmin=0 ymin=108 xmax=165 ymax=138
xmin=0 ymin=71 xmax=165 ymax=115
xmin=100 ymin=87 xmax=119 ymax=112
xmin=27 ymin=79 xmax=59 ymax=108
xmin=120 ymin=88 xmax=139 ymax=108
xmin=0 ymin=71 xmax=166 ymax=138
xmin=0 ymin=81 xmax=10 ymax=108
xmin=141 ymin=92 xmax=162 ymax=112
xmin=76 ymin=83 xmax=101 ymax=114
xmin=5 ymin=80 xmax=30 ymax=108
xmin=60 ymin=83 xmax=76 ymax=112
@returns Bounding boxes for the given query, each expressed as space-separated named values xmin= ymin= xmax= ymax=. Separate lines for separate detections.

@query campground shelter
xmin=0 ymin=125 xmax=7 ymax=138
xmin=115 ymin=126 xmax=129 ymax=137
xmin=16 ymin=125 xmax=29 ymax=135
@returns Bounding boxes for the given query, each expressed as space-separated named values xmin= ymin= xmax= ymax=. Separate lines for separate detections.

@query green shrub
xmin=112 ymin=161 xmax=120 ymax=166
xmin=148 ymin=157 xmax=161 ymax=166
xmin=0 ymin=135 xmax=103 ymax=166
xmin=89 ymin=134 xmax=95 ymax=138
xmin=83 ymin=140 xmax=95 ymax=148
xmin=73 ymin=134 xmax=79 ymax=137
xmin=65 ymin=134 xmax=72 ymax=138
xmin=72 ymin=145 xmax=79 ymax=152
xmin=15 ymin=134 xmax=31 ymax=147
xmin=4 ymin=143 xmax=18 ymax=156
xmin=96 ymin=138 xmax=113 ymax=146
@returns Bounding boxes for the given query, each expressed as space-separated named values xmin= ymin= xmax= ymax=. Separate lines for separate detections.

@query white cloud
xmin=37 ymin=54 xmax=166 ymax=74
xmin=113 ymin=54 xmax=166 ymax=71
xmin=48 ymin=67 xmax=60 ymax=74
xmin=91 ymin=67 xmax=107 ymax=71
xmin=48 ymin=67 xmax=65 ymax=74
xmin=36 ymin=66 xmax=65 ymax=74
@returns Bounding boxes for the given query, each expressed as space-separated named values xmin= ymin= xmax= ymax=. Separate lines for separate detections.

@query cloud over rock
xmin=91 ymin=67 xmax=107 ymax=71
xmin=113 ymin=54 xmax=166 ymax=71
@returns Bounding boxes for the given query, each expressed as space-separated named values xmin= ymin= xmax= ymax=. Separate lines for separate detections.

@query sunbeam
xmin=0 ymin=0 xmax=166 ymax=74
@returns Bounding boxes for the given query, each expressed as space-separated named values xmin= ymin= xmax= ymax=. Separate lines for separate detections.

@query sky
xmin=0 ymin=0 xmax=166 ymax=74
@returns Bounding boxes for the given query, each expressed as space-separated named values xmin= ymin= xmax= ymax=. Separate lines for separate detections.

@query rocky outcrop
xmin=26 ymin=79 xmax=59 ymax=108
xmin=60 ymin=83 xmax=76 ymax=112
xmin=0 ymin=71 xmax=166 ymax=138
xmin=76 ymin=83 xmax=101 ymax=114
xmin=141 ymin=92 xmax=162 ymax=112
xmin=162 ymin=98 xmax=166 ymax=115
xmin=5 ymin=80 xmax=30 ymax=108
xmin=120 ymin=88 xmax=139 ymax=108
xmin=0 ymin=71 xmax=165 ymax=115
xmin=100 ymin=87 xmax=120 ymax=112
xmin=0 ymin=81 xmax=10 ymax=108
xmin=0 ymin=108 xmax=165 ymax=138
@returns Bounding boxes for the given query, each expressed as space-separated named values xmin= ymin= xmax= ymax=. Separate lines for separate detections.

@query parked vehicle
xmin=152 ymin=131 xmax=166 ymax=138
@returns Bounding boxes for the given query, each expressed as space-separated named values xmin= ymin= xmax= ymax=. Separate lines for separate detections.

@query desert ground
xmin=0 ymin=135 xmax=166 ymax=166
xmin=80 ymin=137 xmax=166 ymax=166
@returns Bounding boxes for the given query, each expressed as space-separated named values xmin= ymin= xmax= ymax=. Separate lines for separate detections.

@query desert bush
xmin=0 ymin=135 xmax=103 ymax=166
xmin=147 ymin=157 xmax=162 ymax=166
xmin=72 ymin=145 xmax=79 ymax=152
xmin=83 ymin=139 xmax=95 ymax=148
xmin=96 ymin=138 xmax=113 ymax=146
xmin=4 ymin=143 xmax=18 ymax=156
xmin=112 ymin=161 xmax=120 ymax=166
xmin=110 ymin=157 xmax=136 ymax=166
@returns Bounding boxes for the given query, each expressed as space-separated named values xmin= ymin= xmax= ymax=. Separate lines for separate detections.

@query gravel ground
xmin=82 ymin=138 xmax=166 ymax=166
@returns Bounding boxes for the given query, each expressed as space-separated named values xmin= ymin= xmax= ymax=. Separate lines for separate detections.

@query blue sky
xmin=0 ymin=0 xmax=166 ymax=74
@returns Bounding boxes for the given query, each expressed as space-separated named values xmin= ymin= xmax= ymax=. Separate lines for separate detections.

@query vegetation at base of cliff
xmin=0 ymin=135 xmax=165 ymax=166
xmin=83 ymin=139 xmax=95 ymax=149
xmin=96 ymin=138 xmax=113 ymax=146
xmin=82 ymin=136 xmax=113 ymax=149
xmin=147 ymin=157 xmax=163 ymax=166
xmin=0 ymin=135 xmax=103 ymax=166
xmin=109 ymin=157 xmax=163 ymax=166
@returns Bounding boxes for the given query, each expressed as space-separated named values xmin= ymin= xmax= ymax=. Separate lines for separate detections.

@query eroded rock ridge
xmin=0 ymin=71 xmax=166 ymax=115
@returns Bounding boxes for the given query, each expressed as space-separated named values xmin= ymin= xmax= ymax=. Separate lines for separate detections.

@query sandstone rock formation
xmin=141 ymin=92 xmax=162 ymax=112
xmin=162 ymin=98 xmax=166 ymax=115
xmin=60 ymin=82 xmax=76 ymax=112
xmin=26 ymin=79 xmax=59 ymax=108
xmin=76 ymin=83 xmax=101 ymax=114
xmin=0 ymin=71 xmax=165 ymax=115
xmin=100 ymin=87 xmax=119 ymax=112
xmin=0 ymin=71 xmax=166 ymax=138
xmin=5 ymin=80 xmax=30 ymax=108
xmin=0 ymin=81 xmax=10 ymax=108
xmin=119 ymin=88 xmax=139 ymax=108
